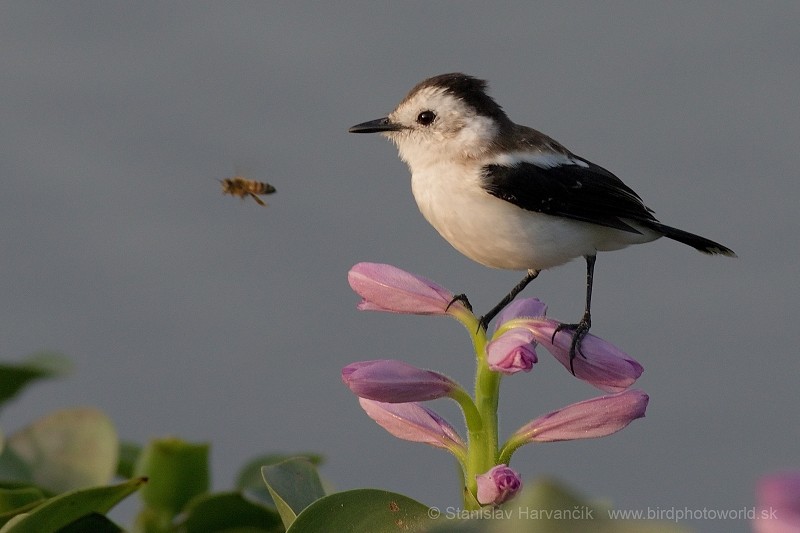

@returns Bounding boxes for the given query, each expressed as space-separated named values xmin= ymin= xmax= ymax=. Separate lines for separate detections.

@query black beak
xmin=348 ymin=117 xmax=403 ymax=134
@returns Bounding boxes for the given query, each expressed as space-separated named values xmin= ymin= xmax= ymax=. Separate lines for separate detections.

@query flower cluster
xmin=342 ymin=262 xmax=648 ymax=508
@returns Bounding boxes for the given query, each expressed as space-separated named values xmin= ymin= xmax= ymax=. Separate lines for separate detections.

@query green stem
xmin=450 ymin=387 xmax=482 ymax=434
xmin=461 ymin=326 xmax=502 ymax=509
xmin=497 ymin=436 xmax=525 ymax=466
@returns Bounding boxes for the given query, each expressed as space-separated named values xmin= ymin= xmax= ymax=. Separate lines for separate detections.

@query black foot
xmin=552 ymin=314 xmax=591 ymax=375
xmin=477 ymin=269 xmax=541 ymax=334
xmin=446 ymin=293 xmax=473 ymax=313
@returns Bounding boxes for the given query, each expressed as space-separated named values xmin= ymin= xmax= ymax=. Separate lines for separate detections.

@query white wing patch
xmin=491 ymin=151 xmax=589 ymax=169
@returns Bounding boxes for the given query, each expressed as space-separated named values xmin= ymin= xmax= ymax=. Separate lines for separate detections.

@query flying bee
xmin=220 ymin=176 xmax=276 ymax=206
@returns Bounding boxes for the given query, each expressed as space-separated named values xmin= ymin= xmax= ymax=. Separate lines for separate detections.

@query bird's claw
xmin=446 ymin=293 xmax=473 ymax=313
xmin=552 ymin=315 xmax=591 ymax=375
xmin=446 ymin=294 xmax=491 ymax=333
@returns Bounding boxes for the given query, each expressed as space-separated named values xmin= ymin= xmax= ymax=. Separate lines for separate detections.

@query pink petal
xmin=514 ymin=389 xmax=648 ymax=443
xmin=358 ymin=398 xmax=465 ymax=452
xmin=342 ymin=359 xmax=456 ymax=402
xmin=348 ymin=262 xmax=466 ymax=315
xmin=494 ymin=298 xmax=548 ymax=331
xmin=514 ymin=318 xmax=643 ymax=392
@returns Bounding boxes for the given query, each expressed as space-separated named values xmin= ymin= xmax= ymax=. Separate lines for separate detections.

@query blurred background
xmin=1 ymin=3 xmax=798 ymax=531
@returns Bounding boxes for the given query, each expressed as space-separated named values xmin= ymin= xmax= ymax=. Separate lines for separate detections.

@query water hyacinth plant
xmin=343 ymin=262 xmax=649 ymax=509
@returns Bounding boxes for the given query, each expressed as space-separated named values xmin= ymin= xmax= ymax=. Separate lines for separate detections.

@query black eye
xmin=416 ymin=110 xmax=436 ymax=126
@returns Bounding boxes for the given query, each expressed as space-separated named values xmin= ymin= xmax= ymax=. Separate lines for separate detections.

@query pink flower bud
xmin=358 ymin=398 xmax=465 ymax=454
xmin=476 ymin=465 xmax=522 ymax=506
xmin=512 ymin=389 xmax=648 ymax=443
xmin=486 ymin=328 xmax=537 ymax=374
xmin=342 ymin=359 xmax=457 ymax=402
xmin=348 ymin=262 xmax=469 ymax=316
xmin=510 ymin=317 xmax=643 ymax=392
xmin=493 ymin=298 xmax=548 ymax=330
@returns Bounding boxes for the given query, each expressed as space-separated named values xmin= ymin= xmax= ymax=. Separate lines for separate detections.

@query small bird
xmin=349 ymin=73 xmax=735 ymax=369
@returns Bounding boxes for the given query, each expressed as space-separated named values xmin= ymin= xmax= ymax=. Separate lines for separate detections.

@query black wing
xmin=481 ymin=156 xmax=658 ymax=233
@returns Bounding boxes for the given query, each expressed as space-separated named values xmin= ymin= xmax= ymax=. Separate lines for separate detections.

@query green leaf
xmin=55 ymin=513 xmax=123 ymax=533
xmin=0 ymin=354 xmax=70 ymax=409
xmin=133 ymin=438 xmax=209 ymax=516
xmin=261 ymin=458 xmax=325 ymax=528
xmin=0 ymin=487 xmax=46 ymax=527
xmin=6 ymin=408 xmax=118 ymax=494
xmin=518 ymin=479 xmax=689 ymax=533
xmin=0 ymin=487 xmax=45 ymax=513
xmin=286 ymin=489 xmax=431 ymax=533
xmin=116 ymin=441 xmax=142 ymax=479
xmin=0 ymin=449 xmax=34 ymax=486
xmin=236 ymin=453 xmax=323 ymax=503
xmin=0 ymin=477 xmax=146 ymax=533
xmin=177 ymin=491 xmax=283 ymax=533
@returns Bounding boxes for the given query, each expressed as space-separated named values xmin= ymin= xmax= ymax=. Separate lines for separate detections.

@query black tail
xmin=644 ymin=221 xmax=736 ymax=257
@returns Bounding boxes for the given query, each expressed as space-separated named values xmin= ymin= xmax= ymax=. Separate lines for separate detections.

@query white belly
xmin=410 ymin=165 xmax=658 ymax=271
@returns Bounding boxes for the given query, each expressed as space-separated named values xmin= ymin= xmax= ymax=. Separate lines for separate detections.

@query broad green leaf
xmin=517 ymin=479 xmax=689 ymax=533
xmin=0 ymin=487 xmax=46 ymax=527
xmin=7 ymin=407 xmax=118 ymax=494
xmin=426 ymin=520 xmax=485 ymax=533
xmin=0 ymin=354 xmax=70 ymax=409
xmin=116 ymin=441 xmax=142 ymax=479
xmin=286 ymin=489 xmax=431 ymax=533
xmin=236 ymin=453 xmax=322 ymax=503
xmin=261 ymin=458 xmax=325 ymax=528
xmin=55 ymin=513 xmax=123 ymax=533
xmin=0 ymin=448 xmax=34 ymax=485
xmin=0 ymin=484 xmax=39 ymax=493
xmin=133 ymin=438 xmax=209 ymax=516
xmin=0 ymin=477 xmax=146 ymax=533
xmin=178 ymin=491 xmax=283 ymax=533
xmin=0 ymin=487 xmax=45 ymax=513
xmin=237 ymin=454 xmax=323 ymax=493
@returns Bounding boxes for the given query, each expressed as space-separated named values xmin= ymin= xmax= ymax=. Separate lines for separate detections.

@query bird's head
xmin=349 ymin=73 xmax=513 ymax=169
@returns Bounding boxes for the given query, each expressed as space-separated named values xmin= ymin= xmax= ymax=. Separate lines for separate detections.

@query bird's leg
xmin=477 ymin=269 xmax=540 ymax=331
xmin=553 ymin=255 xmax=596 ymax=374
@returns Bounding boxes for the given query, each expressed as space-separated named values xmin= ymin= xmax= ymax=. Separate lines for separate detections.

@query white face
xmin=382 ymin=86 xmax=498 ymax=170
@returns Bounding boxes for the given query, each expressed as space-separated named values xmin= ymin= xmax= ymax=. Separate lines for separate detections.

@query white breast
xmin=409 ymin=162 xmax=658 ymax=271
